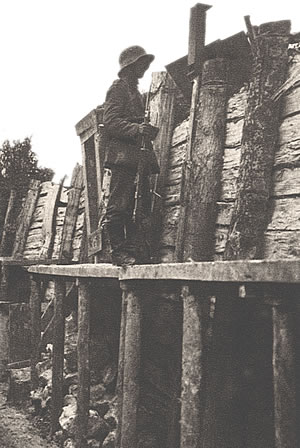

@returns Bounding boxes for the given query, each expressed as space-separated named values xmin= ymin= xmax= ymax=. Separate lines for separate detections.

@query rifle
xmin=132 ymin=91 xmax=152 ymax=224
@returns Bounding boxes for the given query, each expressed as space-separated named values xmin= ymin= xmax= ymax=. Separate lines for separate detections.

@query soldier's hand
xmin=138 ymin=123 xmax=159 ymax=139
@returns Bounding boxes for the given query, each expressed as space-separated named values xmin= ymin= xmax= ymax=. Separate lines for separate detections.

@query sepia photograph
xmin=0 ymin=0 xmax=300 ymax=446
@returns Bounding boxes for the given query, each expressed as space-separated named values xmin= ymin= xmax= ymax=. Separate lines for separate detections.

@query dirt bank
xmin=0 ymin=382 xmax=58 ymax=448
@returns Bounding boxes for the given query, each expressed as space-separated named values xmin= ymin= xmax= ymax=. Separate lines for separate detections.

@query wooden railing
xmin=27 ymin=259 xmax=300 ymax=448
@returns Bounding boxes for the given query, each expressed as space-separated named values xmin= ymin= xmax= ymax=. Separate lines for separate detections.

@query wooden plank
xmin=278 ymin=114 xmax=300 ymax=146
xmin=27 ymin=263 xmax=120 ymax=278
xmin=60 ymin=164 xmax=83 ymax=262
xmin=180 ymin=285 xmax=206 ymax=448
xmin=120 ymin=283 xmax=142 ymax=448
xmin=274 ymin=138 xmax=300 ymax=168
xmin=224 ymin=118 xmax=244 ymax=148
xmin=281 ymin=85 xmax=300 ymax=118
xmin=81 ymin=136 xmax=100 ymax=236
xmin=75 ymin=109 xmax=97 ymax=139
xmin=226 ymin=87 xmax=247 ymax=120
xmin=75 ymin=279 xmax=91 ymax=448
xmin=7 ymin=359 xmax=30 ymax=369
xmin=182 ymin=58 xmax=229 ymax=261
xmin=268 ymin=197 xmax=300 ymax=230
xmin=30 ymin=275 xmax=42 ymax=390
xmin=51 ymin=278 xmax=66 ymax=435
xmin=217 ymin=196 xmax=300 ymax=229
xmin=225 ymin=21 xmax=291 ymax=259
xmin=272 ymin=166 xmax=300 ymax=196
xmin=40 ymin=183 xmax=62 ymax=259
xmin=12 ymin=180 xmax=41 ymax=258
xmin=171 ymin=118 xmax=189 ymax=147
xmin=119 ymin=259 xmax=300 ymax=283
xmin=264 ymin=230 xmax=300 ymax=259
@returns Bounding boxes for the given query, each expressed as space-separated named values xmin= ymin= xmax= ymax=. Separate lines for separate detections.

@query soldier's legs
xmin=103 ymin=167 xmax=136 ymax=265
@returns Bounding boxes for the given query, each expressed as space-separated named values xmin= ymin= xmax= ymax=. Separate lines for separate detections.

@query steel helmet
xmin=118 ymin=45 xmax=154 ymax=76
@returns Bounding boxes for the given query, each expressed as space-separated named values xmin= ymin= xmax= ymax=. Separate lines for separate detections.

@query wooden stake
xmin=266 ymin=294 xmax=297 ymax=448
xmin=51 ymin=278 xmax=66 ymax=435
xmin=150 ymin=73 xmax=177 ymax=260
xmin=175 ymin=76 xmax=201 ymax=262
xmin=75 ymin=279 xmax=91 ymax=448
xmin=0 ymin=189 xmax=18 ymax=257
xmin=40 ymin=180 xmax=65 ymax=260
xmin=188 ymin=3 xmax=212 ymax=78
xmin=30 ymin=275 xmax=42 ymax=390
xmin=12 ymin=179 xmax=41 ymax=258
xmin=115 ymin=291 xmax=127 ymax=448
xmin=224 ymin=20 xmax=291 ymax=260
xmin=120 ymin=282 xmax=142 ymax=448
xmin=185 ymin=58 xmax=228 ymax=261
xmin=60 ymin=164 xmax=83 ymax=262
xmin=180 ymin=285 xmax=205 ymax=448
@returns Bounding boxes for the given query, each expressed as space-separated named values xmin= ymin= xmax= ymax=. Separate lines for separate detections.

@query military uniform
xmin=102 ymin=48 xmax=158 ymax=265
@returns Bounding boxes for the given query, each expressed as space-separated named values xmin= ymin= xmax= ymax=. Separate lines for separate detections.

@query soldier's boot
xmin=106 ymin=222 xmax=136 ymax=266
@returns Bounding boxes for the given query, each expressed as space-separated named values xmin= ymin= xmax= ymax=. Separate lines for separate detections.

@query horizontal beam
xmin=0 ymin=257 xmax=71 ymax=266
xmin=27 ymin=263 xmax=120 ymax=279
xmin=26 ymin=259 xmax=300 ymax=284
xmin=120 ymin=259 xmax=300 ymax=283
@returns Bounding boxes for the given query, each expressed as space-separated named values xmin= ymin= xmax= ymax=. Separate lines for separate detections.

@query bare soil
xmin=0 ymin=382 xmax=59 ymax=448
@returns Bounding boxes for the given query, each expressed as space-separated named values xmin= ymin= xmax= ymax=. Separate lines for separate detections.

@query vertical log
xmin=0 ymin=189 xmax=18 ymax=256
xmin=266 ymin=294 xmax=297 ymax=448
xmin=30 ymin=275 xmax=42 ymax=390
xmin=60 ymin=165 xmax=83 ymax=262
xmin=0 ymin=264 xmax=9 ymax=301
xmin=12 ymin=179 xmax=41 ymax=258
xmin=120 ymin=282 xmax=142 ymax=448
xmin=224 ymin=20 xmax=291 ymax=260
xmin=188 ymin=3 xmax=212 ymax=77
xmin=75 ymin=279 xmax=91 ymax=448
xmin=175 ymin=76 xmax=201 ymax=262
xmin=40 ymin=181 xmax=64 ymax=260
xmin=51 ymin=278 xmax=66 ymax=435
xmin=150 ymin=73 xmax=177 ymax=260
xmin=185 ymin=58 xmax=228 ymax=261
xmin=115 ymin=291 xmax=127 ymax=448
xmin=180 ymin=285 xmax=205 ymax=448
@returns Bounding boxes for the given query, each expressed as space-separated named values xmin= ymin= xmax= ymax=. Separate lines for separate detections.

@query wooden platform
xmin=27 ymin=258 xmax=300 ymax=283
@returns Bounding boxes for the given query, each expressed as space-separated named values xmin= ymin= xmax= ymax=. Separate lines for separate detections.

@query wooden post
xmin=30 ymin=275 xmax=42 ymax=390
xmin=265 ymin=292 xmax=297 ymax=448
xmin=60 ymin=164 xmax=83 ymax=262
xmin=188 ymin=3 xmax=212 ymax=77
xmin=120 ymin=282 xmax=142 ymax=448
xmin=51 ymin=278 xmax=66 ymax=435
xmin=0 ymin=263 xmax=9 ymax=301
xmin=0 ymin=189 xmax=18 ymax=256
xmin=176 ymin=58 xmax=228 ymax=448
xmin=224 ymin=20 xmax=291 ymax=260
xmin=180 ymin=285 xmax=205 ymax=448
xmin=40 ymin=180 xmax=65 ymax=260
xmin=115 ymin=291 xmax=127 ymax=448
xmin=185 ymin=58 xmax=228 ymax=261
xmin=12 ymin=179 xmax=41 ymax=258
xmin=75 ymin=279 xmax=91 ymax=448
xmin=150 ymin=73 xmax=177 ymax=261
xmin=175 ymin=76 xmax=201 ymax=262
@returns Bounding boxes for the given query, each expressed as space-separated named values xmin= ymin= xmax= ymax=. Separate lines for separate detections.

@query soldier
xmin=102 ymin=46 xmax=159 ymax=266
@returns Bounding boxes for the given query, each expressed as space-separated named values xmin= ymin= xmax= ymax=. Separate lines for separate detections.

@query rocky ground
xmin=0 ymin=382 xmax=58 ymax=448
